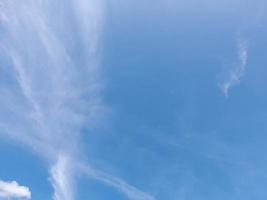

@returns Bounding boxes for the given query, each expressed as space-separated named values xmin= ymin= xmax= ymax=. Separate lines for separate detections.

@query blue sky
xmin=0 ymin=0 xmax=267 ymax=200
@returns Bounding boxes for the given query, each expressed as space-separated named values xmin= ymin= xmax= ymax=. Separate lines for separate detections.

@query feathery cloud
xmin=0 ymin=1 xmax=155 ymax=200
xmin=220 ymin=39 xmax=248 ymax=97
xmin=80 ymin=164 xmax=156 ymax=200
xmin=50 ymin=155 xmax=75 ymax=200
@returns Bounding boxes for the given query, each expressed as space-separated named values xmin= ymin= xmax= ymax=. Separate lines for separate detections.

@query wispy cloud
xmin=0 ymin=1 xmax=154 ymax=200
xmin=80 ymin=164 xmax=156 ymax=200
xmin=220 ymin=39 xmax=248 ymax=97
xmin=50 ymin=155 xmax=75 ymax=200
xmin=0 ymin=180 xmax=31 ymax=199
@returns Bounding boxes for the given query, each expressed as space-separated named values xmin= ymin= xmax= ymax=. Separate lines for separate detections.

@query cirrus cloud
xmin=0 ymin=1 xmax=155 ymax=200
xmin=220 ymin=38 xmax=248 ymax=97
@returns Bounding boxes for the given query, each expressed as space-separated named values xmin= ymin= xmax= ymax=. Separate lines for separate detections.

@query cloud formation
xmin=220 ymin=39 xmax=248 ymax=97
xmin=0 ymin=1 xmax=155 ymax=200
xmin=0 ymin=180 xmax=31 ymax=199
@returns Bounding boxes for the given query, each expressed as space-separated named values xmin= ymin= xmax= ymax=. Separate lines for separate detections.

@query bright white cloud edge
xmin=0 ymin=180 xmax=31 ymax=199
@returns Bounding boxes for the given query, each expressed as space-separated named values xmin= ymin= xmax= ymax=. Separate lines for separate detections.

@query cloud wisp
xmin=79 ymin=164 xmax=156 ymax=200
xmin=0 ymin=1 xmax=155 ymax=200
xmin=0 ymin=180 xmax=31 ymax=199
xmin=220 ymin=39 xmax=248 ymax=97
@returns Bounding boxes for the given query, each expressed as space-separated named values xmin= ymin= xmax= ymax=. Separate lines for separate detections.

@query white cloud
xmin=0 ymin=180 xmax=31 ymax=199
xmin=0 ymin=1 xmax=155 ymax=200
xmin=220 ymin=39 xmax=248 ymax=97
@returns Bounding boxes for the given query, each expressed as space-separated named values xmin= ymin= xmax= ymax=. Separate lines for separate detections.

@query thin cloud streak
xmin=220 ymin=39 xmax=248 ymax=97
xmin=79 ymin=164 xmax=156 ymax=200
xmin=0 ymin=180 xmax=31 ymax=199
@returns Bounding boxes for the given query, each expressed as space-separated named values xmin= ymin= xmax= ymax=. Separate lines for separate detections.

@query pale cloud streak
xmin=80 ymin=164 xmax=156 ymax=200
xmin=0 ymin=180 xmax=31 ymax=199
xmin=220 ymin=39 xmax=248 ymax=97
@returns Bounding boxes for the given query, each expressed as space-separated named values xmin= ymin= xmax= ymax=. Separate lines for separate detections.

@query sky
xmin=1 ymin=0 xmax=267 ymax=200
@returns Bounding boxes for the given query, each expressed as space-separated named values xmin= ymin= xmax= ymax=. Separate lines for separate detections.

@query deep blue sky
xmin=1 ymin=0 xmax=267 ymax=200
